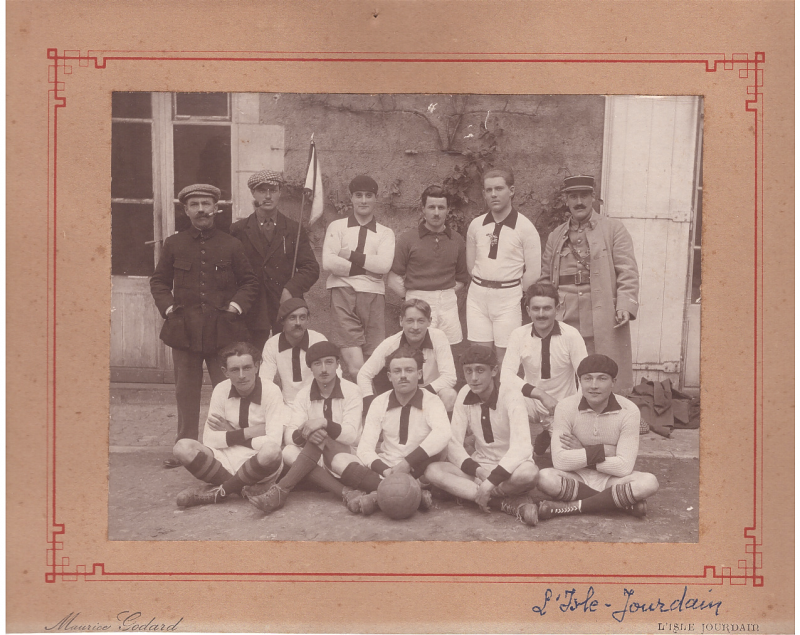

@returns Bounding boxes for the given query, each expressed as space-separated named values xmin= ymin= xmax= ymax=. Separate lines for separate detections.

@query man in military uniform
xmin=230 ymin=170 xmax=320 ymax=351
xmin=540 ymin=175 xmax=639 ymax=394
xmin=151 ymin=184 xmax=258 ymax=467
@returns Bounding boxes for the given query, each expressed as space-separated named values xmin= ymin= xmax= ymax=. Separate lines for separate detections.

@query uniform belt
xmin=559 ymin=272 xmax=590 ymax=286
xmin=472 ymin=276 xmax=520 ymax=289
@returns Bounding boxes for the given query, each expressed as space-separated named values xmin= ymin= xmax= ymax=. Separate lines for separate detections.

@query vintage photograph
xmin=108 ymin=92 xmax=702 ymax=542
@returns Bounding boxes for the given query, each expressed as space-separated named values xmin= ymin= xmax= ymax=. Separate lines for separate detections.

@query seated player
xmin=500 ymin=283 xmax=587 ymax=457
xmin=334 ymin=346 xmax=452 ymax=515
xmin=357 ymin=298 xmax=458 ymax=412
xmin=248 ymin=341 xmax=365 ymax=513
xmin=536 ymin=354 xmax=659 ymax=520
xmin=260 ymin=298 xmax=328 ymax=404
xmin=172 ymin=342 xmax=286 ymax=507
xmin=425 ymin=345 xmax=540 ymax=526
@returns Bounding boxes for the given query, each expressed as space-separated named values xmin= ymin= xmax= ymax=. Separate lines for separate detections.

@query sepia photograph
xmin=108 ymin=92 xmax=702 ymax=543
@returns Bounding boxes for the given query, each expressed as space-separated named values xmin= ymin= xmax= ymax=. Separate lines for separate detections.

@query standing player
xmin=466 ymin=168 xmax=541 ymax=365
xmin=389 ymin=185 xmax=470 ymax=346
xmin=322 ymin=175 xmax=395 ymax=379
xmin=357 ymin=298 xmax=458 ymax=412
xmin=501 ymin=283 xmax=588 ymax=457
xmin=248 ymin=341 xmax=365 ymax=513
xmin=260 ymin=298 xmax=328 ymax=404
xmin=333 ymin=346 xmax=452 ymax=515
xmin=536 ymin=354 xmax=659 ymax=520
xmin=171 ymin=342 xmax=285 ymax=507
xmin=425 ymin=345 xmax=540 ymax=526
xmin=230 ymin=170 xmax=320 ymax=351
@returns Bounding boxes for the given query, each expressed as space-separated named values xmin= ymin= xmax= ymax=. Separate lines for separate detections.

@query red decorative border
xmin=45 ymin=50 xmax=764 ymax=586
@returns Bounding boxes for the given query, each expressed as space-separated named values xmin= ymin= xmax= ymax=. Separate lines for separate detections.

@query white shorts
xmin=524 ymin=397 xmax=554 ymax=432
xmin=470 ymin=455 xmax=537 ymax=480
xmin=466 ymin=284 xmax=522 ymax=348
xmin=573 ymin=467 xmax=612 ymax=492
xmin=211 ymin=435 xmax=283 ymax=482
xmin=406 ymin=288 xmax=462 ymax=344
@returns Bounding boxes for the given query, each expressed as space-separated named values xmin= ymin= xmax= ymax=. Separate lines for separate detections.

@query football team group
xmin=149 ymin=167 xmax=659 ymax=526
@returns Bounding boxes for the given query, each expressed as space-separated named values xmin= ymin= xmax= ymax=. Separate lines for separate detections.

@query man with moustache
xmin=260 ymin=298 xmax=329 ymax=404
xmin=230 ymin=170 xmax=320 ymax=352
xmin=501 ymin=283 xmax=588 ymax=457
xmin=322 ymin=175 xmax=395 ymax=379
xmin=466 ymin=168 xmax=541 ymax=366
xmin=541 ymin=175 xmax=639 ymax=394
xmin=389 ymin=185 xmax=470 ymax=346
xmin=151 ymin=184 xmax=258 ymax=467
xmin=536 ymin=354 xmax=659 ymax=520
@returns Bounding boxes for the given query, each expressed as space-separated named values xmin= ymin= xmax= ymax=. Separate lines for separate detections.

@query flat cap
xmin=349 ymin=175 xmax=379 ymax=194
xmin=248 ymin=170 xmax=284 ymax=191
xmin=460 ymin=344 xmax=497 ymax=367
xmin=306 ymin=341 xmax=340 ymax=367
xmin=276 ymin=297 xmax=309 ymax=323
xmin=577 ymin=354 xmax=618 ymax=379
xmin=178 ymin=184 xmax=221 ymax=204
xmin=562 ymin=175 xmax=596 ymax=192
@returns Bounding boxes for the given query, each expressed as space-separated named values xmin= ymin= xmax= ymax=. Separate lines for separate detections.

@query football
xmin=376 ymin=473 xmax=422 ymax=520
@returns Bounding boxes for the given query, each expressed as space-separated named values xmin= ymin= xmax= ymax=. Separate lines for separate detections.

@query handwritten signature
xmin=532 ymin=586 xmax=722 ymax=623
xmin=45 ymin=611 xmax=183 ymax=632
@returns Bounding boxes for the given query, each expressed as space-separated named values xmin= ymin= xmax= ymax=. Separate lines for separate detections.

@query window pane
xmin=174 ymin=202 xmax=232 ymax=234
xmin=112 ymin=122 xmax=153 ymax=199
xmin=112 ymin=203 xmax=155 ymax=276
xmin=112 ymin=92 xmax=152 ymax=119
xmin=173 ymin=124 xmax=231 ymax=200
xmin=175 ymin=93 xmax=229 ymax=118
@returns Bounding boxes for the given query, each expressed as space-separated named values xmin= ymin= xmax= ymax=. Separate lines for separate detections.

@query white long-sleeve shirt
xmin=260 ymin=329 xmax=328 ymax=404
xmin=357 ymin=327 xmax=456 ymax=397
xmin=322 ymin=214 xmax=395 ymax=295
xmin=500 ymin=320 xmax=587 ymax=401
xmin=466 ymin=209 xmax=541 ymax=283
xmin=202 ymin=377 xmax=287 ymax=451
xmin=447 ymin=383 xmax=532 ymax=485
xmin=286 ymin=377 xmax=364 ymax=448
xmin=357 ymin=388 xmax=451 ymax=474
xmin=551 ymin=393 xmax=640 ymax=477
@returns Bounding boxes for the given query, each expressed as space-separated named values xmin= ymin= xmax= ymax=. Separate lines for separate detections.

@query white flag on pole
xmin=304 ymin=139 xmax=324 ymax=225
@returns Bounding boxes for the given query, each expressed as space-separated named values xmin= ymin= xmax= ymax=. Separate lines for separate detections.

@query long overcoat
xmin=541 ymin=211 xmax=639 ymax=393
xmin=230 ymin=211 xmax=320 ymax=334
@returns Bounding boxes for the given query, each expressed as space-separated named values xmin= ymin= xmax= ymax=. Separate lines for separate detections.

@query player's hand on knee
xmin=307 ymin=429 xmax=328 ymax=446
xmin=302 ymin=417 xmax=328 ymax=438
xmin=475 ymin=479 xmax=494 ymax=512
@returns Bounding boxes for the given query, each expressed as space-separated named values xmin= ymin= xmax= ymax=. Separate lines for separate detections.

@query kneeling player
xmin=425 ymin=345 xmax=540 ymax=526
xmin=172 ymin=342 xmax=286 ymax=507
xmin=333 ymin=346 xmax=452 ymax=515
xmin=248 ymin=341 xmax=365 ymax=513
xmin=536 ymin=354 xmax=659 ymax=520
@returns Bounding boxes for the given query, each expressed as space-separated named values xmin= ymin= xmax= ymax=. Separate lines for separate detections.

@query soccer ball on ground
xmin=376 ymin=473 xmax=422 ymax=520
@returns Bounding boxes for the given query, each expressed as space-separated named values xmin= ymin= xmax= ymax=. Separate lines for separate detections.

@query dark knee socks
xmin=186 ymin=452 xmax=231 ymax=486
xmin=339 ymin=462 xmax=382 ymax=493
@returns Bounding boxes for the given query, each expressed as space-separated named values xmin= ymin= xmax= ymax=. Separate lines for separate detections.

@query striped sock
xmin=186 ymin=452 xmax=232 ymax=486
xmin=221 ymin=454 xmax=281 ymax=497
xmin=579 ymin=484 xmax=637 ymax=514
xmin=611 ymin=482 xmax=638 ymax=509
xmin=340 ymin=462 xmax=382 ymax=493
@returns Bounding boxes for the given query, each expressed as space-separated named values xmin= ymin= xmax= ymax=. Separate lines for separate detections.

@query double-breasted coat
xmin=230 ymin=211 xmax=320 ymax=335
xmin=150 ymin=226 xmax=259 ymax=355
xmin=541 ymin=211 xmax=639 ymax=393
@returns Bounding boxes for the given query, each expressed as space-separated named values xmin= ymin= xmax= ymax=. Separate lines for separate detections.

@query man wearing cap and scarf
xmin=230 ymin=170 xmax=320 ymax=351
xmin=322 ymin=174 xmax=395 ymax=379
xmin=541 ymin=175 xmax=639 ymax=394
xmin=151 ymin=184 xmax=258 ymax=467
xmin=536 ymin=354 xmax=659 ymax=520
xmin=259 ymin=298 xmax=329 ymax=404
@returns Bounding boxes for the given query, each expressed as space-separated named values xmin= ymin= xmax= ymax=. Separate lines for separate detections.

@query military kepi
xmin=306 ymin=341 xmax=341 ymax=366
xmin=177 ymin=183 xmax=221 ymax=204
xmin=247 ymin=170 xmax=284 ymax=191
xmin=562 ymin=175 xmax=595 ymax=192
xmin=349 ymin=175 xmax=379 ymax=194
xmin=577 ymin=354 xmax=618 ymax=378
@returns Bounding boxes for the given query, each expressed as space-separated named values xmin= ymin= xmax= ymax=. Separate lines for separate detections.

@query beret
xmin=247 ymin=170 xmax=284 ymax=191
xmin=562 ymin=175 xmax=595 ymax=192
xmin=178 ymin=184 xmax=221 ymax=204
xmin=459 ymin=344 xmax=497 ymax=367
xmin=306 ymin=341 xmax=340 ymax=367
xmin=349 ymin=175 xmax=379 ymax=194
xmin=576 ymin=354 xmax=618 ymax=379
xmin=276 ymin=297 xmax=309 ymax=323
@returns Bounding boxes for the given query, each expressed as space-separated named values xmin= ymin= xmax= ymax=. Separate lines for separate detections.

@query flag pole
xmin=292 ymin=136 xmax=315 ymax=276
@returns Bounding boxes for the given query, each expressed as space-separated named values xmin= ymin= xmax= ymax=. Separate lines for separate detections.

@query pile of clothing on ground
xmin=628 ymin=378 xmax=700 ymax=438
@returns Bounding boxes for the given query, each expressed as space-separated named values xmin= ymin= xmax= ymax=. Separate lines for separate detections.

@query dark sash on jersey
xmin=531 ymin=321 xmax=562 ymax=380
xmin=387 ymin=389 xmax=424 ymax=445
xmin=464 ymin=385 xmax=499 ymax=443
xmin=482 ymin=209 xmax=519 ymax=260
xmin=347 ymin=214 xmax=377 ymax=276
xmin=278 ymin=330 xmax=310 ymax=382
